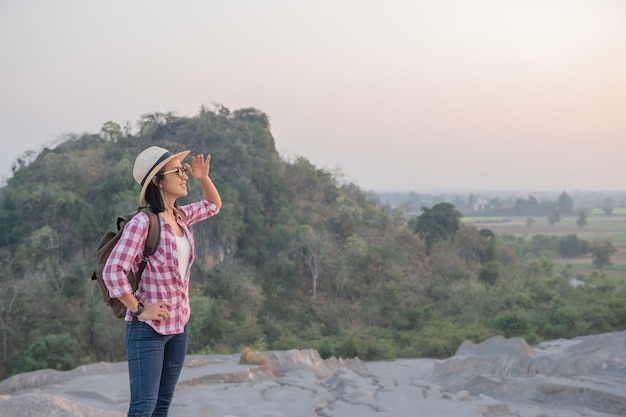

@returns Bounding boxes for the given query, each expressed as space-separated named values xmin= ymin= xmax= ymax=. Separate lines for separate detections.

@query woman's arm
xmin=198 ymin=176 xmax=221 ymax=208
xmin=116 ymin=294 xmax=172 ymax=322
xmin=185 ymin=153 xmax=222 ymax=209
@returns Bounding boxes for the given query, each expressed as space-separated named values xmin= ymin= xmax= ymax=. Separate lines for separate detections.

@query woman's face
xmin=158 ymin=159 xmax=189 ymax=201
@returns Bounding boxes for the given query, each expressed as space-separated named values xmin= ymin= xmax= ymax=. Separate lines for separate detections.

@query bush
xmin=188 ymin=297 xmax=224 ymax=353
xmin=8 ymin=333 xmax=79 ymax=374
xmin=494 ymin=310 xmax=529 ymax=337
xmin=334 ymin=328 xmax=396 ymax=361
xmin=557 ymin=234 xmax=589 ymax=258
xmin=545 ymin=304 xmax=587 ymax=339
xmin=479 ymin=261 xmax=500 ymax=285
xmin=271 ymin=331 xmax=301 ymax=351
xmin=529 ymin=234 xmax=559 ymax=258
xmin=414 ymin=322 xmax=472 ymax=358
xmin=493 ymin=309 xmax=538 ymax=344
xmin=317 ymin=337 xmax=335 ymax=359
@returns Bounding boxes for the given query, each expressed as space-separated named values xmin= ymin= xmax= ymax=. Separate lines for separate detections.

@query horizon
xmin=3 ymin=128 xmax=625 ymax=198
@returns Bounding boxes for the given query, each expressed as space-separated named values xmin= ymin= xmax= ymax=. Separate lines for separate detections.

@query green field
xmin=464 ymin=214 xmax=626 ymax=277
xmin=468 ymin=214 xmax=626 ymax=240
xmin=591 ymin=207 xmax=626 ymax=215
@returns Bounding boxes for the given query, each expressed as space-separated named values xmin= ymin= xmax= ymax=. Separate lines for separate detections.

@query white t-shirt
xmin=175 ymin=233 xmax=191 ymax=279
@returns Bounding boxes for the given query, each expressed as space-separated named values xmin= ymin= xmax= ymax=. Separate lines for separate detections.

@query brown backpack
xmin=91 ymin=207 xmax=160 ymax=318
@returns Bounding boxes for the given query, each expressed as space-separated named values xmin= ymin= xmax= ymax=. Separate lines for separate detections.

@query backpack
xmin=91 ymin=207 xmax=160 ymax=318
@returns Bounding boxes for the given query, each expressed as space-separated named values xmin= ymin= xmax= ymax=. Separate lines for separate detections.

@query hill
xmin=0 ymin=106 xmax=624 ymax=382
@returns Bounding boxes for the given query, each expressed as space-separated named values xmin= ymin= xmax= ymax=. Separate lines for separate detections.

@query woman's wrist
xmin=131 ymin=302 xmax=144 ymax=318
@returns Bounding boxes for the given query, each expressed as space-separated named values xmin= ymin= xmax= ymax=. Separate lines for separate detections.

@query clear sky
xmin=1 ymin=0 xmax=625 ymax=192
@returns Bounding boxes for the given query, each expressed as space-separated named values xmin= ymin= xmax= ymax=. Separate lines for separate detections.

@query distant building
xmin=473 ymin=198 xmax=489 ymax=211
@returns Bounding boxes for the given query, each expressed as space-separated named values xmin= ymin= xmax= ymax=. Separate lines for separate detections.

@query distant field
xmin=464 ymin=214 xmax=626 ymax=239
xmin=591 ymin=207 xmax=626 ymax=215
xmin=464 ymin=214 xmax=626 ymax=277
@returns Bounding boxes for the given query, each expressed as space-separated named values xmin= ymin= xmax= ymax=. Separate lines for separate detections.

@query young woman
xmin=103 ymin=146 xmax=221 ymax=417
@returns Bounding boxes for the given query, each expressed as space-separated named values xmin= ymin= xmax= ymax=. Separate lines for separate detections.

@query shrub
xmin=334 ymin=327 xmax=396 ymax=361
xmin=557 ymin=234 xmax=589 ymax=258
xmin=317 ymin=337 xmax=335 ymax=359
xmin=479 ymin=261 xmax=500 ymax=285
xmin=9 ymin=333 xmax=79 ymax=374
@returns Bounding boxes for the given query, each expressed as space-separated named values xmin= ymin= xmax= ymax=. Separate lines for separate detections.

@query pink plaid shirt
xmin=103 ymin=200 xmax=219 ymax=335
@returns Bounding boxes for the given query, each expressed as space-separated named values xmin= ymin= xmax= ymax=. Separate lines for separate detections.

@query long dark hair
xmin=144 ymin=176 xmax=165 ymax=213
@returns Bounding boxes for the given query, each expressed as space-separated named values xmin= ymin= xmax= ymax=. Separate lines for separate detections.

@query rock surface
xmin=1 ymin=332 xmax=625 ymax=417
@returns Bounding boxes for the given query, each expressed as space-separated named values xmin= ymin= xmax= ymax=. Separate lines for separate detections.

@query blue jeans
xmin=125 ymin=321 xmax=188 ymax=417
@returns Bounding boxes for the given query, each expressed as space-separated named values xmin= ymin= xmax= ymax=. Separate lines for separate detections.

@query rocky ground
xmin=1 ymin=331 xmax=625 ymax=417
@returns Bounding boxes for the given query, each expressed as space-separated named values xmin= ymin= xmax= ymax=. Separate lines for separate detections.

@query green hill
xmin=0 ymin=106 xmax=624 ymax=381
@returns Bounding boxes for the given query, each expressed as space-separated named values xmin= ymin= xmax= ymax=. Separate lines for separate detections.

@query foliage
xmin=0 ymin=106 xmax=625 ymax=382
xmin=9 ymin=332 xmax=79 ymax=375
xmin=576 ymin=209 xmax=589 ymax=230
xmin=558 ymin=234 xmax=590 ymax=258
xmin=602 ymin=198 xmax=614 ymax=216
xmin=409 ymin=202 xmax=462 ymax=255
xmin=590 ymin=239 xmax=617 ymax=271
xmin=557 ymin=191 xmax=574 ymax=216
xmin=290 ymin=226 xmax=333 ymax=298
xmin=547 ymin=208 xmax=561 ymax=225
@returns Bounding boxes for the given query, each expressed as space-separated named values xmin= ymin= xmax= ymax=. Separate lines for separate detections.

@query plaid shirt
xmin=103 ymin=200 xmax=219 ymax=335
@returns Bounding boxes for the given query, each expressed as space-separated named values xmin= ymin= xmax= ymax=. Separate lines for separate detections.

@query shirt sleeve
xmin=180 ymin=199 xmax=220 ymax=226
xmin=102 ymin=212 xmax=149 ymax=299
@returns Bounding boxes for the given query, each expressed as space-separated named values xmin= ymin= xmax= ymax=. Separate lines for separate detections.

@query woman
xmin=103 ymin=146 xmax=221 ymax=417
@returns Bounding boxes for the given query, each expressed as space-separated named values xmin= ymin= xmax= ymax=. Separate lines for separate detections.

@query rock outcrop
xmin=1 ymin=333 xmax=625 ymax=417
xmin=432 ymin=331 xmax=626 ymax=415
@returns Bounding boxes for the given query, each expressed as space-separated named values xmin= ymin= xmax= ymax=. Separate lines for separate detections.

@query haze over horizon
xmin=1 ymin=1 xmax=625 ymax=193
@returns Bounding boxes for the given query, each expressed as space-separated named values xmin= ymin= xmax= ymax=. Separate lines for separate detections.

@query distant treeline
xmin=373 ymin=190 xmax=625 ymax=218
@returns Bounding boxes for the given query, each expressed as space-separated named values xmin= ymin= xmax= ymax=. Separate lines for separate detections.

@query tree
xmin=590 ymin=239 xmax=617 ymax=271
xmin=488 ymin=197 xmax=503 ymax=210
xmin=557 ymin=191 xmax=574 ymax=216
xmin=0 ymin=265 xmax=25 ymax=363
xmin=454 ymin=224 xmax=495 ymax=265
xmin=479 ymin=228 xmax=496 ymax=264
xmin=11 ymin=150 xmax=37 ymax=172
xmin=8 ymin=333 xmax=79 ymax=374
xmin=547 ymin=208 xmax=561 ymax=226
xmin=558 ymin=234 xmax=589 ymax=258
xmin=291 ymin=227 xmax=333 ymax=298
xmin=409 ymin=202 xmax=462 ymax=255
xmin=479 ymin=261 xmax=500 ymax=285
xmin=100 ymin=121 xmax=123 ymax=142
xmin=576 ymin=209 xmax=588 ymax=230
xmin=455 ymin=224 xmax=485 ymax=265
xmin=602 ymin=198 xmax=614 ymax=217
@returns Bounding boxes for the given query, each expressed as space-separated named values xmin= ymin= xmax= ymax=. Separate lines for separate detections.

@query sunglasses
xmin=159 ymin=166 xmax=188 ymax=179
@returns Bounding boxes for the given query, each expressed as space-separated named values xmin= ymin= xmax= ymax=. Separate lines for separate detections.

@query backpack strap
xmin=135 ymin=207 xmax=160 ymax=284
xmin=133 ymin=207 xmax=183 ymax=285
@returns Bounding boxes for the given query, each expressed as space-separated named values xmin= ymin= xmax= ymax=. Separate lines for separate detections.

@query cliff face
xmin=2 ymin=332 xmax=626 ymax=417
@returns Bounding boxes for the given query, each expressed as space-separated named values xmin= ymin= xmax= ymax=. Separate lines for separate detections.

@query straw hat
xmin=133 ymin=146 xmax=190 ymax=204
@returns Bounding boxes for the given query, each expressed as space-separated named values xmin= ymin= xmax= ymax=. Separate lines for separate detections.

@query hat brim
xmin=139 ymin=150 xmax=191 ymax=205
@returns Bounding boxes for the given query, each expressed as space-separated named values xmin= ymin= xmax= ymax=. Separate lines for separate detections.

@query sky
xmin=1 ymin=0 xmax=625 ymax=193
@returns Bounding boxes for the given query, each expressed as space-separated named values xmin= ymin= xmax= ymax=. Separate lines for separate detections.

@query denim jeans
xmin=125 ymin=321 xmax=188 ymax=417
